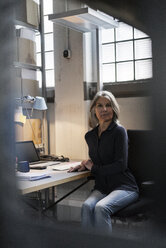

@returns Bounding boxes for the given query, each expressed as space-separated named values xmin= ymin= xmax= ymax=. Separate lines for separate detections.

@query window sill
xmin=103 ymin=79 xmax=152 ymax=98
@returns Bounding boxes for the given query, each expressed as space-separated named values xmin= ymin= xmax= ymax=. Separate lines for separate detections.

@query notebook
xmin=16 ymin=171 xmax=51 ymax=181
xmin=15 ymin=141 xmax=59 ymax=169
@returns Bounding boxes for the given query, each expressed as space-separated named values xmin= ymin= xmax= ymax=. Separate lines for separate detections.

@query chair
xmin=113 ymin=130 xmax=154 ymax=222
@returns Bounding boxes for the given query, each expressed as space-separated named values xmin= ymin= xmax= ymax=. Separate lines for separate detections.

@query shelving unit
xmin=14 ymin=0 xmax=48 ymax=153
xmin=14 ymin=19 xmax=40 ymax=32
xmin=14 ymin=0 xmax=46 ymax=96
xmin=13 ymin=61 xmax=42 ymax=71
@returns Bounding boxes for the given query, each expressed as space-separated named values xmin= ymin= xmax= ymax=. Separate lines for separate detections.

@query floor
xmin=19 ymin=196 xmax=166 ymax=248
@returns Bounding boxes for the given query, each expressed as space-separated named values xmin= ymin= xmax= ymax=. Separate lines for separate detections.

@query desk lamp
xmin=32 ymin=96 xmax=47 ymax=111
xmin=32 ymin=96 xmax=48 ymax=154
xmin=15 ymin=95 xmax=48 ymax=151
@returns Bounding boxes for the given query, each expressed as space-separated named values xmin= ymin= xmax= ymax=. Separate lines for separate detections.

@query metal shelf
xmin=14 ymin=20 xmax=40 ymax=33
xmin=49 ymin=7 xmax=118 ymax=33
xmin=13 ymin=61 xmax=42 ymax=71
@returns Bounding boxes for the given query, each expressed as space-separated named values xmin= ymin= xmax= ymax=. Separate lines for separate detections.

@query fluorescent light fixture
xmin=49 ymin=7 xmax=118 ymax=33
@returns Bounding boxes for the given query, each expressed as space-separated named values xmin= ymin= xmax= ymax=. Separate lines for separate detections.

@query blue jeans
xmin=81 ymin=189 xmax=139 ymax=233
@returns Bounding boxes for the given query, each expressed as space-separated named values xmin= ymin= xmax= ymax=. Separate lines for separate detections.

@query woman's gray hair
xmin=89 ymin=90 xmax=120 ymax=128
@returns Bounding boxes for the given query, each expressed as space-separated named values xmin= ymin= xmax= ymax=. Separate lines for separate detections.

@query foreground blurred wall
xmin=0 ymin=0 xmax=166 ymax=247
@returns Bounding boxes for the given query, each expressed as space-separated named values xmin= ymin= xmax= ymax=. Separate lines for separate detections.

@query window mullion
xmin=114 ymin=28 xmax=117 ymax=83
xmin=133 ymin=27 xmax=136 ymax=81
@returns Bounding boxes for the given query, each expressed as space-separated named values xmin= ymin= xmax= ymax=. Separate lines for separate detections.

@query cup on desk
xmin=17 ymin=161 xmax=30 ymax=173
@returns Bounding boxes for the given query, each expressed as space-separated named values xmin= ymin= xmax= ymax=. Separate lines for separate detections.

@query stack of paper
xmin=16 ymin=171 xmax=51 ymax=181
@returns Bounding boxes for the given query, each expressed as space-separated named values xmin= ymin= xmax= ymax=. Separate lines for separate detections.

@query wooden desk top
xmin=17 ymin=168 xmax=91 ymax=195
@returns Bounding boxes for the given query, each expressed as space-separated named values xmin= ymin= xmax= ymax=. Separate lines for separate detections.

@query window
xmin=36 ymin=0 xmax=54 ymax=88
xmin=101 ymin=22 xmax=153 ymax=85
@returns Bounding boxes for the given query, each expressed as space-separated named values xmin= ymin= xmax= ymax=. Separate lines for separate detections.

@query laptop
xmin=15 ymin=141 xmax=59 ymax=169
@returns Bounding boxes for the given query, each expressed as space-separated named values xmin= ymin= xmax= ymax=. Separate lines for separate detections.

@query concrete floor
xmin=19 ymin=194 xmax=166 ymax=248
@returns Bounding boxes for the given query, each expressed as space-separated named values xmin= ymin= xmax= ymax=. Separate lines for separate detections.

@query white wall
xmin=52 ymin=0 xmax=89 ymax=160
xmin=117 ymin=96 xmax=152 ymax=130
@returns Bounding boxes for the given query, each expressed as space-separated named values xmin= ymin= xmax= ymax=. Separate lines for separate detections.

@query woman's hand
xmin=67 ymin=159 xmax=93 ymax=172
xmin=68 ymin=163 xmax=86 ymax=172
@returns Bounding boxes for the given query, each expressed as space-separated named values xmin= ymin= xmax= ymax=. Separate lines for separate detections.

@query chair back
xmin=127 ymin=130 xmax=154 ymax=188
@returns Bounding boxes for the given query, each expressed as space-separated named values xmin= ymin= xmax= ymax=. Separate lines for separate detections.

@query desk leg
xmin=21 ymin=179 xmax=90 ymax=219
xmin=43 ymin=179 xmax=90 ymax=211
xmin=37 ymin=190 xmax=45 ymax=212
xmin=39 ymin=187 xmax=55 ymax=211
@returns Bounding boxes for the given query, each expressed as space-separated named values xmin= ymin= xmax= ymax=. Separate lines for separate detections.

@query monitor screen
xmin=15 ymin=141 xmax=40 ymax=163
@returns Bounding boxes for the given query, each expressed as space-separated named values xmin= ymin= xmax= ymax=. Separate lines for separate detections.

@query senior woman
xmin=68 ymin=90 xmax=139 ymax=233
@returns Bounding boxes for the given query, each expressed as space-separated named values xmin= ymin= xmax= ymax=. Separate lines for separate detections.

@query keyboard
xmin=52 ymin=161 xmax=81 ymax=171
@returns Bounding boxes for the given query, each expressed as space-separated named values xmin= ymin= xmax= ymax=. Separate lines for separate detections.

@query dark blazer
xmin=85 ymin=121 xmax=139 ymax=194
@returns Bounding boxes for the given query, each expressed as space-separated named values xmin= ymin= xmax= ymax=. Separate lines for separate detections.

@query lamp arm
xmin=25 ymin=107 xmax=39 ymax=148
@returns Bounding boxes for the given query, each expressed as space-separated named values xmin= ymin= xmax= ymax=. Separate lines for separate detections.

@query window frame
xmin=103 ymin=79 xmax=152 ymax=98
xmin=36 ymin=0 xmax=55 ymax=91
xmin=101 ymin=21 xmax=153 ymax=97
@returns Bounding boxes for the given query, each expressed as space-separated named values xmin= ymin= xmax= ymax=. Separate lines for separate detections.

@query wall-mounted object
xmin=63 ymin=49 xmax=71 ymax=59
xmin=83 ymin=82 xmax=97 ymax=100
xmin=48 ymin=7 xmax=118 ymax=33
xmin=46 ymin=88 xmax=55 ymax=103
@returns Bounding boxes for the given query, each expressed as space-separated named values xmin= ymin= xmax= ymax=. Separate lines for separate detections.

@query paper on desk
xmin=16 ymin=171 xmax=51 ymax=181
xmin=14 ymin=112 xmax=27 ymax=124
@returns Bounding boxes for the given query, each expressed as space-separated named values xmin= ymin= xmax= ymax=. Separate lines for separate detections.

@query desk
xmin=17 ymin=169 xmax=91 ymax=195
xmin=17 ymin=168 xmax=91 ymax=212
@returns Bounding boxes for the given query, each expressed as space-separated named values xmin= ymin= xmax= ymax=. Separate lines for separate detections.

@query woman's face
xmin=95 ymin=96 xmax=114 ymax=124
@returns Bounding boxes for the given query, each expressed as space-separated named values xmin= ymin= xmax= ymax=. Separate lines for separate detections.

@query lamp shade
xmin=33 ymin=96 xmax=47 ymax=110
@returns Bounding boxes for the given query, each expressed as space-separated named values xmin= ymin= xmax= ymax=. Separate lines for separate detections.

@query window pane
xmin=134 ymin=28 xmax=148 ymax=39
xmin=45 ymin=51 xmax=54 ymax=69
xmin=117 ymin=62 xmax=134 ymax=81
xmin=21 ymin=69 xmax=37 ymax=80
xmin=101 ymin=28 xmax=114 ymax=43
xmin=36 ymin=53 xmax=41 ymax=67
xmin=36 ymin=34 xmax=41 ymax=53
xmin=135 ymin=59 xmax=153 ymax=80
xmin=44 ymin=33 xmax=53 ymax=51
xmin=33 ymin=0 xmax=39 ymax=4
xmin=46 ymin=70 xmax=55 ymax=87
xmin=102 ymin=44 xmax=115 ymax=63
xmin=37 ymin=71 xmax=42 ymax=88
xmin=44 ymin=16 xmax=53 ymax=33
xmin=102 ymin=64 xmax=115 ymax=82
xmin=43 ymin=0 xmax=53 ymax=15
xmin=116 ymin=22 xmax=133 ymax=41
xmin=116 ymin=41 xmax=133 ymax=61
xmin=135 ymin=39 xmax=152 ymax=59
